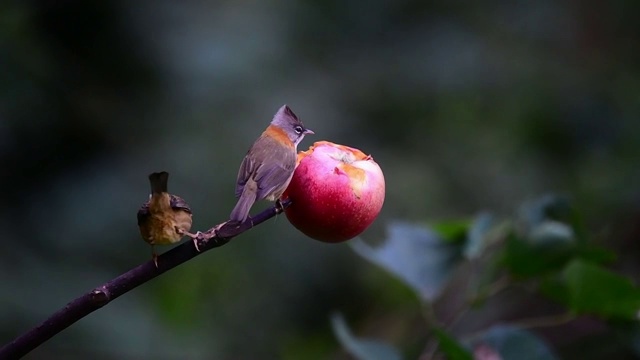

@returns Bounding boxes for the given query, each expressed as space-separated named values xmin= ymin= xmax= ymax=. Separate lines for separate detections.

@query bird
xmin=137 ymin=171 xmax=199 ymax=267
xmin=230 ymin=105 xmax=314 ymax=223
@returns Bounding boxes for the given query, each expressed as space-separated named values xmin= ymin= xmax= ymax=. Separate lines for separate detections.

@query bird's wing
xmin=170 ymin=195 xmax=192 ymax=213
xmin=235 ymin=153 xmax=256 ymax=198
xmin=136 ymin=201 xmax=151 ymax=225
xmin=253 ymin=141 xmax=296 ymax=200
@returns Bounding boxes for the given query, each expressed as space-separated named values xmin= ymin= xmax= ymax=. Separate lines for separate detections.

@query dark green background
xmin=1 ymin=1 xmax=639 ymax=359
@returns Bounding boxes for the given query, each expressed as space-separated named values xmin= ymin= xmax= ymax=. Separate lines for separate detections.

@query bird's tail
xmin=148 ymin=172 xmax=169 ymax=194
xmin=230 ymin=186 xmax=257 ymax=223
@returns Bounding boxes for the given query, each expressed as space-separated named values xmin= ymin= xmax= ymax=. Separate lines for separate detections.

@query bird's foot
xmin=275 ymin=199 xmax=285 ymax=214
xmin=185 ymin=224 xmax=226 ymax=252
xmin=191 ymin=231 xmax=208 ymax=252
xmin=174 ymin=227 xmax=203 ymax=251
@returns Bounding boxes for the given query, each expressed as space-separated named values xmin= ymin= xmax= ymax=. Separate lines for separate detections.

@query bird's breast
xmin=145 ymin=211 xmax=191 ymax=245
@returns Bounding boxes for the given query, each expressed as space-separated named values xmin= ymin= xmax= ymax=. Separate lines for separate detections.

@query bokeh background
xmin=1 ymin=1 xmax=639 ymax=359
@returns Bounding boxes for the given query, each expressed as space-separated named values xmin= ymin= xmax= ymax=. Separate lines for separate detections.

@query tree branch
xmin=0 ymin=200 xmax=290 ymax=359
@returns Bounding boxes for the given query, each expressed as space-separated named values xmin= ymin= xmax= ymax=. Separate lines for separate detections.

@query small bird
xmin=137 ymin=171 xmax=198 ymax=266
xmin=230 ymin=105 xmax=314 ymax=223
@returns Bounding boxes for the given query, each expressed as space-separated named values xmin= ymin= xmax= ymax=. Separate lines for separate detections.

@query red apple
xmin=282 ymin=141 xmax=385 ymax=243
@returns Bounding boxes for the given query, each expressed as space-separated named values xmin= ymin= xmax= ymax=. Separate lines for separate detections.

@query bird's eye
xmin=294 ymin=125 xmax=303 ymax=134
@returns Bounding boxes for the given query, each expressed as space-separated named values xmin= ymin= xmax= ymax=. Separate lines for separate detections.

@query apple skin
xmin=282 ymin=141 xmax=385 ymax=243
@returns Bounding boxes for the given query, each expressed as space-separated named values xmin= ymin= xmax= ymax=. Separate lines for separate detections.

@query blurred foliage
xmin=339 ymin=195 xmax=640 ymax=359
xmin=331 ymin=313 xmax=402 ymax=360
xmin=1 ymin=0 xmax=640 ymax=359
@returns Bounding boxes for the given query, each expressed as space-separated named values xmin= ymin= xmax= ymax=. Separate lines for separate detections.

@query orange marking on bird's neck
xmin=263 ymin=124 xmax=294 ymax=148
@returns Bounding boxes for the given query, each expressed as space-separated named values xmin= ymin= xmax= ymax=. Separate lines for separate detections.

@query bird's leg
xmin=151 ymin=245 xmax=159 ymax=268
xmin=176 ymin=227 xmax=205 ymax=252
xmin=176 ymin=226 xmax=226 ymax=252
xmin=275 ymin=199 xmax=285 ymax=214
xmin=272 ymin=199 xmax=287 ymax=224
xmin=176 ymin=227 xmax=201 ymax=239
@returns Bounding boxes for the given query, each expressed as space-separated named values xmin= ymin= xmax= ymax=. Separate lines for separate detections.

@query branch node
xmin=90 ymin=287 xmax=110 ymax=307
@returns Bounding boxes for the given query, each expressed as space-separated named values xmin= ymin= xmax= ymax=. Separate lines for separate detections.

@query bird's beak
xmin=304 ymin=129 xmax=314 ymax=135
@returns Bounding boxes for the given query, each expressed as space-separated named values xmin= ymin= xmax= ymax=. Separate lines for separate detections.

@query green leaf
xmin=575 ymin=244 xmax=616 ymax=264
xmin=350 ymin=222 xmax=462 ymax=300
xmin=330 ymin=313 xmax=402 ymax=360
xmin=433 ymin=328 xmax=472 ymax=360
xmin=466 ymin=325 xmax=558 ymax=360
xmin=501 ymin=232 xmax=575 ymax=278
xmin=543 ymin=259 xmax=640 ymax=319
xmin=502 ymin=224 xmax=614 ymax=279
xmin=431 ymin=219 xmax=470 ymax=244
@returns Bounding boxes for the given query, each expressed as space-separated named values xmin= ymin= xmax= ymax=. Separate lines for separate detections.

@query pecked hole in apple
xmin=328 ymin=150 xmax=356 ymax=164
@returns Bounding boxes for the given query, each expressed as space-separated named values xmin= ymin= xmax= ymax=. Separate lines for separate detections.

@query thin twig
xmin=0 ymin=200 xmax=290 ymax=359
xmin=418 ymin=300 xmax=443 ymax=360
